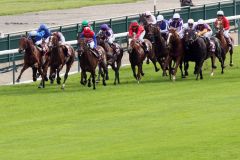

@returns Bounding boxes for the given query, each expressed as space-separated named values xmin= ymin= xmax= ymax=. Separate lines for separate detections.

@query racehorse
xmin=128 ymin=38 xmax=152 ymax=83
xmin=215 ymin=24 xmax=234 ymax=67
xmin=144 ymin=24 xmax=169 ymax=75
xmin=182 ymin=29 xmax=209 ymax=80
xmin=77 ymin=38 xmax=108 ymax=90
xmin=17 ymin=36 xmax=45 ymax=88
xmin=48 ymin=34 xmax=75 ymax=90
xmin=164 ymin=28 xmax=184 ymax=81
xmin=96 ymin=34 xmax=123 ymax=85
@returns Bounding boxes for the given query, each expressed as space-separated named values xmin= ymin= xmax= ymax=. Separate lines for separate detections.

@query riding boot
xmin=142 ymin=42 xmax=149 ymax=54
xmin=93 ymin=48 xmax=101 ymax=60
xmin=226 ymin=37 xmax=232 ymax=46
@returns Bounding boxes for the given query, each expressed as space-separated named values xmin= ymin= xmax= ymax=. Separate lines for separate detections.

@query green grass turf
xmin=0 ymin=46 xmax=240 ymax=160
xmin=0 ymin=0 xmax=141 ymax=16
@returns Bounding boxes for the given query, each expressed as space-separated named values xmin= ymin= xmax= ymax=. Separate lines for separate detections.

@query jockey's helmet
xmin=173 ymin=13 xmax=180 ymax=19
xmin=83 ymin=27 xmax=91 ymax=33
xmin=29 ymin=31 xmax=37 ymax=37
xmin=197 ymin=19 xmax=205 ymax=25
xmin=100 ymin=24 xmax=109 ymax=31
xmin=188 ymin=19 xmax=194 ymax=24
xmin=145 ymin=11 xmax=152 ymax=16
xmin=217 ymin=10 xmax=224 ymax=16
xmin=157 ymin=15 xmax=164 ymax=22
xmin=131 ymin=21 xmax=139 ymax=28
xmin=82 ymin=20 xmax=89 ymax=27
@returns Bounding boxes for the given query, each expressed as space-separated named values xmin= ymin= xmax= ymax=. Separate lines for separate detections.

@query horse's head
xmin=144 ymin=24 xmax=159 ymax=43
xmin=167 ymin=28 xmax=179 ymax=46
xmin=139 ymin=14 xmax=147 ymax=26
xmin=48 ymin=34 xmax=59 ymax=49
xmin=183 ymin=29 xmax=197 ymax=45
xmin=77 ymin=38 xmax=88 ymax=54
xmin=19 ymin=36 xmax=30 ymax=53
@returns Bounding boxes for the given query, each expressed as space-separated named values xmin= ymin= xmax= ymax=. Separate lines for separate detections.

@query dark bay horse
xmin=128 ymin=38 xmax=152 ymax=83
xmin=182 ymin=29 xmax=209 ymax=80
xmin=97 ymin=34 xmax=123 ymax=85
xmin=17 ymin=36 xmax=45 ymax=88
xmin=164 ymin=28 xmax=184 ymax=81
xmin=144 ymin=24 xmax=169 ymax=75
xmin=215 ymin=26 xmax=234 ymax=67
xmin=48 ymin=34 xmax=75 ymax=90
xmin=77 ymin=38 xmax=108 ymax=90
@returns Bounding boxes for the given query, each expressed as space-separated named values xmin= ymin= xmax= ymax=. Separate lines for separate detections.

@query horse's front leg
xmin=56 ymin=68 xmax=61 ymax=85
xmin=163 ymin=55 xmax=171 ymax=77
xmin=172 ymin=58 xmax=181 ymax=81
xmin=229 ymin=46 xmax=234 ymax=66
xmin=148 ymin=53 xmax=159 ymax=72
xmin=131 ymin=64 xmax=137 ymax=80
xmin=61 ymin=63 xmax=71 ymax=90
xmin=37 ymin=65 xmax=45 ymax=88
xmin=137 ymin=64 xmax=143 ymax=83
xmin=91 ymin=71 xmax=96 ymax=90
xmin=16 ymin=65 xmax=29 ymax=83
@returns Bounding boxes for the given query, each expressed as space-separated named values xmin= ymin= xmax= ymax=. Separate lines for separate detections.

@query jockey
xmin=52 ymin=32 xmax=65 ymax=45
xmin=80 ymin=27 xmax=99 ymax=58
xmin=156 ymin=15 xmax=169 ymax=39
xmin=28 ymin=24 xmax=51 ymax=52
xmin=214 ymin=10 xmax=232 ymax=46
xmin=78 ymin=20 xmax=93 ymax=33
xmin=195 ymin=19 xmax=212 ymax=38
xmin=52 ymin=32 xmax=70 ymax=57
xmin=168 ymin=13 xmax=183 ymax=34
xmin=180 ymin=18 xmax=197 ymax=38
xmin=195 ymin=19 xmax=215 ymax=52
xmin=145 ymin=11 xmax=157 ymax=25
xmin=97 ymin=24 xmax=119 ymax=54
xmin=128 ymin=21 xmax=149 ymax=54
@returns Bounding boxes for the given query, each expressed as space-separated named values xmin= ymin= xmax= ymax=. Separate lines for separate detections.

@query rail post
xmin=125 ymin=16 xmax=128 ymax=32
xmin=8 ymin=34 xmax=11 ymax=67
xmin=238 ymin=19 xmax=240 ymax=45
xmin=188 ymin=6 xmax=191 ymax=19
xmin=204 ymin=4 xmax=206 ymax=19
xmin=59 ymin=26 xmax=62 ymax=32
xmin=218 ymin=2 xmax=221 ymax=10
xmin=12 ymin=52 xmax=16 ymax=84
xmin=110 ymin=18 xmax=112 ymax=28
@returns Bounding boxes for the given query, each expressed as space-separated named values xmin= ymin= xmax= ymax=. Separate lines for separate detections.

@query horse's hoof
xmin=33 ymin=77 xmax=37 ymax=82
xmin=212 ymin=65 xmax=217 ymax=69
xmin=61 ymin=84 xmax=65 ymax=89
xmin=146 ymin=61 xmax=149 ymax=64
xmin=93 ymin=87 xmax=96 ymax=90
xmin=114 ymin=82 xmax=116 ymax=85
xmin=38 ymin=85 xmax=43 ymax=89
xmin=230 ymin=63 xmax=234 ymax=67
xmin=44 ymin=77 xmax=49 ymax=81
xmin=155 ymin=68 xmax=160 ymax=72
xmin=210 ymin=72 xmax=214 ymax=76
xmin=185 ymin=72 xmax=189 ymax=76
xmin=172 ymin=76 xmax=176 ymax=81
xmin=57 ymin=81 xmax=61 ymax=85
xmin=106 ymin=76 xmax=109 ymax=80
xmin=16 ymin=79 xmax=20 ymax=83
xmin=141 ymin=73 xmax=145 ymax=76
xmin=182 ymin=75 xmax=186 ymax=79
xmin=103 ymin=82 xmax=107 ymax=86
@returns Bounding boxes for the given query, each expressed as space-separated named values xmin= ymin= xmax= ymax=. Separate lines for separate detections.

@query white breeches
xmin=88 ymin=41 xmax=95 ymax=49
xmin=138 ymin=31 xmax=145 ymax=43
xmin=223 ymin=29 xmax=230 ymax=38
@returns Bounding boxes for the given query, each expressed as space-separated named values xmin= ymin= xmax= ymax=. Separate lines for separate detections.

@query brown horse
xmin=144 ymin=24 xmax=169 ymax=75
xmin=17 ymin=36 xmax=45 ymax=88
xmin=77 ymin=38 xmax=108 ymax=90
xmin=215 ymin=26 xmax=234 ymax=67
xmin=96 ymin=35 xmax=123 ymax=85
xmin=48 ymin=34 xmax=75 ymax=90
xmin=128 ymin=38 xmax=152 ymax=83
xmin=164 ymin=28 xmax=184 ymax=81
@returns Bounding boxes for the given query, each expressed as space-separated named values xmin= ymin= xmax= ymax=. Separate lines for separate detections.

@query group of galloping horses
xmin=17 ymin=30 xmax=124 ymax=90
xmin=128 ymin=14 xmax=234 ymax=83
xmin=16 ymin=15 xmax=234 ymax=90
